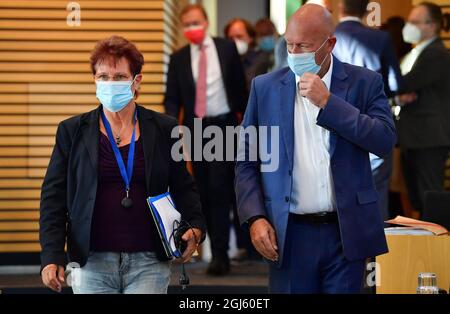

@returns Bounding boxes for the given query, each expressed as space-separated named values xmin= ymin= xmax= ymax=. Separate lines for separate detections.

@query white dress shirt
xmin=400 ymin=37 xmax=437 ymax=75
xmin=290 ymin=57 xmax=337 ymax=215
xmin=190 ymin=35 xmax=230 ymax=117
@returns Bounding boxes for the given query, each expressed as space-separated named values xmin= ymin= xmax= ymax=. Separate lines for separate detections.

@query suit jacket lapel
xmin=329 ymin=56 xmax=349 ymax=157
xmin=279 ymin=70 xmax=296 ymax=169
xmin=183 ymin=46 xmax=195 ymax=94
xmin=412 ymin=37 xmax=441 ymax=71
xmin=81 ymin=107 xmax=100 ymax=175
xmin=137 ymin=105 xmax=156 ymax=192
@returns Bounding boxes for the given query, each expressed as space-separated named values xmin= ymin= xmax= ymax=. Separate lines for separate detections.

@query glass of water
xmin=417 ymin=273 xmax=439 ymax=294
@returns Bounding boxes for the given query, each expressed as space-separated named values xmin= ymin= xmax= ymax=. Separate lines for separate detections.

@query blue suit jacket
xmin=334 ymin=21 xmax=402 ymax=98
xmin=235 ymin=57 xmax=397 ymax=266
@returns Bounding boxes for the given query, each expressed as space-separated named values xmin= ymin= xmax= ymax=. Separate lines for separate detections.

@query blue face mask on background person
xmin=259 ymin=36 xmax=276 ymax=52
xmin=287 ymin=38 xmax=329 ymax=77
xmin=96 ymin=77 xmax=136 ymax=113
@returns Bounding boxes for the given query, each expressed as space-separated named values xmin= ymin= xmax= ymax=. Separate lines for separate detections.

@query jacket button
xmin=289 ymin=170 xmax=292 ymax=176
xmin=285 ymin=197 xmax=290 ymax=202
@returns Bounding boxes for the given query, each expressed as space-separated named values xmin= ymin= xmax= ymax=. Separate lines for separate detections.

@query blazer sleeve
xmin=167 ymin=120 xmax=206 ymax=242
xmin=383 ymin=35 xmax=403 ymax=96
xmin=164 ymin=54 xmax=181 ymax=119
xmin=39 ymin=121 xmax=71 ymax=270
xmin=397 ymin=47 xmax=445 ymax=94
xmin=317 ymin=73 xmax=397 ymax=158
xmin=235 ymin=78 xmax=267 ymax=225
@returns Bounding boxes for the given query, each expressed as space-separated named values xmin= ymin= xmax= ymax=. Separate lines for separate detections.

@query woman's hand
xmin=42 ymin=264 xmax=65 ymax=293
xmin=180 ymin=228 xmax=202 ymax=263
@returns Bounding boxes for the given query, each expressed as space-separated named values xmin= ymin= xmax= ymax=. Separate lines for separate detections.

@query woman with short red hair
xmin=39 ymin=36 xmax=205 ymax=294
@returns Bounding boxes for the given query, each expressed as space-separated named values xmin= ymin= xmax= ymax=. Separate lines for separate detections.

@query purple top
xmin=90 ymin=133 xmax=159 ymax=252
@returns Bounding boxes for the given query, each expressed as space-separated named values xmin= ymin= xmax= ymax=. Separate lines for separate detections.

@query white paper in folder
xmin=147 ymin=193 xmax=182 ymax=258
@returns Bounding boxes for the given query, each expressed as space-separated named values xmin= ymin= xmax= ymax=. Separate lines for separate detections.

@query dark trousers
xmin=190 ymin=113 xmax=237 ymax=261
xmin=269 ymin=217 xmax=365 ymax=294
xmin=401 ymin=147 xmax=449 ymax=212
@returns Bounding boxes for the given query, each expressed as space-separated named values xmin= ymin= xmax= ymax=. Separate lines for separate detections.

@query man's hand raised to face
xmin=299 ymin=72 xmax=331 ymax=109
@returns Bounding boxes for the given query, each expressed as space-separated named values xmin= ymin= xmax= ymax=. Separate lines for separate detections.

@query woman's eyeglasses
xmin=94 ymin=74 xmax=131 ymax=81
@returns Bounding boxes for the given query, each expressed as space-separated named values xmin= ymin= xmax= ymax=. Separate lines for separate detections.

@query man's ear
xmin=328 ymin=36 xmax=337 ymax=52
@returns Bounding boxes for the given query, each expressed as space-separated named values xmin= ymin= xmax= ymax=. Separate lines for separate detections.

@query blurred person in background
xmin=396 ymin=2 xmax=450 ymax=218
xmin=225 ymin=18 xmax=272 ymax=91
xmin=381 ymin=17 xmax=413 ymax=61
xmin=380 ymin=16 xmax=412 ymax=218
xmin=254 ymin=18 xmax=279 ymax=71
xmin=333 ymin=0 xmax=403 ymax=221
xmin=164 ymin=4 xmax=247 ymax=276
xmin=224 ymin=17 xmax=269 ymax=263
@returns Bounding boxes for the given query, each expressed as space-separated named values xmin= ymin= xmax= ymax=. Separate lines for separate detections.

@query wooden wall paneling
xmin=0 ymin=0 xmax=180 ymax=253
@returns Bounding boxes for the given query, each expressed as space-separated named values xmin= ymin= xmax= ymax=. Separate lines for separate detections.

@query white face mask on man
xmin=287 ymin=38 xmax=329 ymax=77
xmin=402 ymin=23 xmax=423 ymax=44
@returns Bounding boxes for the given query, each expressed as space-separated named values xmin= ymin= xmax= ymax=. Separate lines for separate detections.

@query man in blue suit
xmin=235 ymin=4 xmax=396 ymax=294
xmin=333 ymin=0 xmax=403 ymax=221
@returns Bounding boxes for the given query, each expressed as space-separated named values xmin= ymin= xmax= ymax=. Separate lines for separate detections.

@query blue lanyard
xmin=100 ymin=109 xmax=137 ymax=194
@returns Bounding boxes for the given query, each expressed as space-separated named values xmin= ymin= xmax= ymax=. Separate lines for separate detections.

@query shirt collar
xmin=295 ymin=56 xmax=334 ymax=91
xmin=339 ymin=16 xmax=362 ymax=23
xmin=191 ymin=35 xmax=213 ymax=50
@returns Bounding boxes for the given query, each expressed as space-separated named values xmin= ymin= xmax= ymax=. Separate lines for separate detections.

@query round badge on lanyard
xmin=100 ymin=109 xmax=137 ymax=209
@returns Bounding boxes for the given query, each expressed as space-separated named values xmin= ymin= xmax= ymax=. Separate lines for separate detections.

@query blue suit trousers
xmin=269 ymin=217 xmax=366 ymax=294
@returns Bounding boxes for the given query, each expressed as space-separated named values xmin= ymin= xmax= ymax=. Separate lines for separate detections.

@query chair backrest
xmin=423 ymin=191 xmax=450 ymax=231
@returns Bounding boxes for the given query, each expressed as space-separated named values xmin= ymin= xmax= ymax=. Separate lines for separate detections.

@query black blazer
xmin=397 ymin=38 xmax=450 ymax=149
xmin=39 ymin=105 xmax=206 ymax=270
xmin=164 ymin=37 xmax=247 ymax=127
